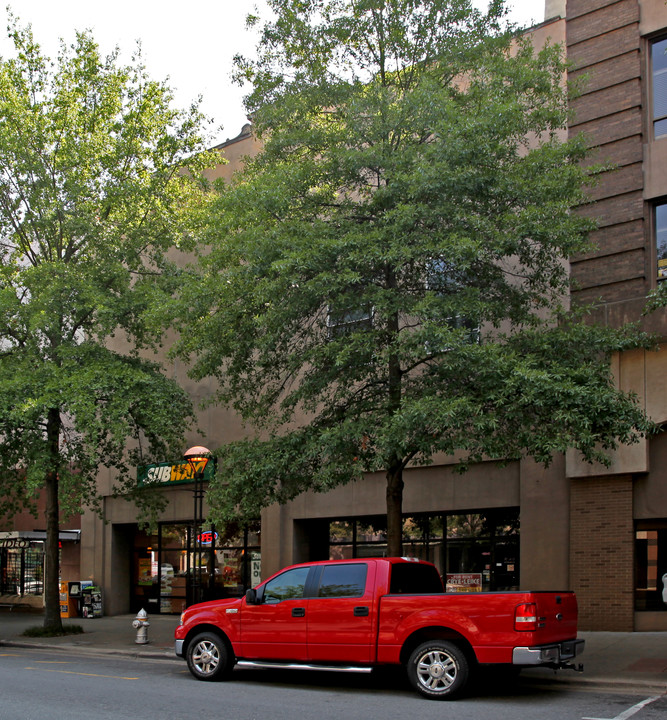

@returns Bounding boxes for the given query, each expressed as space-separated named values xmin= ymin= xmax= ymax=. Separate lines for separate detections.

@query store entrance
xmin=131 ymin=522 xmax=261 ymax=613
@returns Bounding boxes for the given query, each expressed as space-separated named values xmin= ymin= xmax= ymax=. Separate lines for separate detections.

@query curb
xmin=519 ymin=672 xmax=667 ymax=696
xmin=0 ymin=638 xmax=176 ymax=661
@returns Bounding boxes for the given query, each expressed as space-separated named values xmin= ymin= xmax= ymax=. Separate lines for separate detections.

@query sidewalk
xmin=0 ymin=609 xmax=177 ymax=660
xmin=1 ymin=609 xmax=666 ymax=694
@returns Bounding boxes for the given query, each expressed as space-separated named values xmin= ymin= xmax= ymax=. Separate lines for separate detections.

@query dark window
xmin=425 ymin=258 xmax=480 ymax=350
xmin=318 ymin=563 xmax=367 ymax=598
xmin=652 ymin=37 xmax=667 ymax=139
xmin=389 ymin=562 xmax=444 ymax=594
xmin=263 ymin=566 xmax=310 ymax=603
xmin=329 ymin=508 xmax=519 ymax=592
xmin=657 ymin=203 xmax=667 ymax=280
xmin=327 ymin=304 xmax=373 ymax=338
xmin=635 ymin=524 xmax=667 ymax=612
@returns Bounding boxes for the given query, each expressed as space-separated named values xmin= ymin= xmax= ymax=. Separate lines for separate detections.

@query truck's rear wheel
xmin=407 ymin=640 xmax=469 ymax=700
xmin=186 ymin=631 xmax=235 ymax=681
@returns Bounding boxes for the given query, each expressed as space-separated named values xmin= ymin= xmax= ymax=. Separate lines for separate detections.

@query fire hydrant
xmin=132 ymin=608 xmax=150 ymax=644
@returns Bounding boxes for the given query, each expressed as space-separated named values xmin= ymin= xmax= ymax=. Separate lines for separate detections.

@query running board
xmin=237 ymin=660 xmax=372 ymax=674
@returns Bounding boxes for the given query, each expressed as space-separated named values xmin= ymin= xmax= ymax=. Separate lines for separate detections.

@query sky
xmin=1 ymin=1 xmax=548 ymax=147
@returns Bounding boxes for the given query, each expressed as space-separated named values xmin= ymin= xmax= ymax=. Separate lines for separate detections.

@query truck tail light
xmin=514 ymin=603 xmax=538 ymax=631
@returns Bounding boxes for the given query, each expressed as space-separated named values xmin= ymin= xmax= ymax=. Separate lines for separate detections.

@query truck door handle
xmin=292 ymin=607 xmax=306 ymax=617
xmin=354 ymin=606 xmax=369 ymax=617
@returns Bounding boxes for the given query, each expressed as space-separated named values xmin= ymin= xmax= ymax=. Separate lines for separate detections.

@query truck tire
xmin=407 ymin=640 xmax=469 ymax=700
xmin=186 ymin=631 xmax=235 ymax=681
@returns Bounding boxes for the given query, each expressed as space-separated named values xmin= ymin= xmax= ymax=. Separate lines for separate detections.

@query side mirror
xmin=245 ymin=588 xmax=257 ymax=605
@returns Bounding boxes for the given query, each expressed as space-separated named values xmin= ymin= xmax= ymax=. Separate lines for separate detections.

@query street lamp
xmin=184 ymin=445 xmax=212 ymax=606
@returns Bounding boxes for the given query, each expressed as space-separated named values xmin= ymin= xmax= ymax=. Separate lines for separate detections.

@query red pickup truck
xmin=175 ymin=557 xmax=584 ymax=699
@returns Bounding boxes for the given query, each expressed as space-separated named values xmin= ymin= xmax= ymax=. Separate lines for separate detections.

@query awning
xmin=0 ymin=530 xmax=80 ymax=546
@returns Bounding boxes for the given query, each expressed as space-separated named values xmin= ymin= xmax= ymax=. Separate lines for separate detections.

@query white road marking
xmin=582 ymin=695 xmax=662 ymax=720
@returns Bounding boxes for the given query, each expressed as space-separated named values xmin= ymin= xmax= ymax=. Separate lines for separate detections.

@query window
xmin=652 ymin=37 xmax=667 ymax=139
xmin=0 ymin=541 xmax=44 ymax=595
xmin=657 ymin=204 xmax=667 ymax=280
xmin=635 ymin=524 xmax=667 ymax=612
xmin=263 ymin=566 xmax=310 ymax=603
xmin=326 ymin=303 xmax=373 ymax=338
xmin=328 ymin=509 xmax=519 ymax=591
xmin=425 ymin=258 xmax=480 ymax=349
xmin=389 ymin=562 xmax=444 ymax=594
xmin=317 ymin=563 xmax=367 ymax=598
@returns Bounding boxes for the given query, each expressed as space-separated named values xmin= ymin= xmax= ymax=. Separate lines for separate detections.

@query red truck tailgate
xmin=530 ymin=591 xmax=578 ymax=643
xmin=377 ymin=591 xmax=579 ymax=665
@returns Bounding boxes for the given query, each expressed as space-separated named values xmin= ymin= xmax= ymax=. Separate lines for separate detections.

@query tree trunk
xmin=384 ymin=288 xmax=404 ymax=557
xmin=43 ymin=408 xmax=63 ymax=632
xmin=386 ymin=464 xmax=404 ymax=557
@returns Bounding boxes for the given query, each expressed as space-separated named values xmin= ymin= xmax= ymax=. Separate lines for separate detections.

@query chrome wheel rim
xmin=192 ymin=640 xmax=220 ymax=676
xmin=416 ymin=649 xmax=457 ymax=693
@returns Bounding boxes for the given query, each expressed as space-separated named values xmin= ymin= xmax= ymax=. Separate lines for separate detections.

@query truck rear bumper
xmin=512 ymin=638 xmax=585 ymax=667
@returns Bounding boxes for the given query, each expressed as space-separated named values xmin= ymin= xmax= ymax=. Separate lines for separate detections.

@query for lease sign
xmin=446 ymin=573 xmax=482 ymax=593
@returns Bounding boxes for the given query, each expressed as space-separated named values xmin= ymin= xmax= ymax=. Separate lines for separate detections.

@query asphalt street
xmin=0 ymin=644 xmax=666 ymax=720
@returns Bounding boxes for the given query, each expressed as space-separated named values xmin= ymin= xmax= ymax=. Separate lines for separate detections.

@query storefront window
xmin=0 ymin=540 xmax=44 ymax=595
xmin=328 ymin=508 xmax=519 ymax=592
xmin=133 ymin=521 xmax=261 ymax=614
xmin=635 ymin=524 xmax=667 ymax=611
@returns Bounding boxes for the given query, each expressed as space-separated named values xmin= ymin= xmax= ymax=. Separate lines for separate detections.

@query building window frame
xmin=634 ymin=520 xmax=667 ymax=612
xmin=655 ymin=201 xmax=667 ymax=281
xmin=651 ymin=36 xmax=667 ymax=140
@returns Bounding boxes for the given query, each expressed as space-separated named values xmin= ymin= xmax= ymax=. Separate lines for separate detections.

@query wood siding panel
xmin=583 ymin=136 xmax=643 ymax=168
xmin=567 ymin=24 xmax=639 ymax=68
xmin=572 ymin=107 xmax=642 ymax=146
xmin=570 ymin=51 xmax=640 ymax=94
xmin=575 ymin=191 xmax=644 ymax=227
xmin=585 ymin=163 xmax=644 ymax=202
xmin=571 ymin=79 xmax=641 ymax=125
xmin=568 ymin=0 xmax=626 ymax=20
xmin=572 ymin=219 xmax=645 ymax=261
xmin=571 ymin=249 xmax=645 ymax=289
xmin=573 ymin=277 xmax=648 ymax=304
xmin=567 ymin=1 xmax=639 ymax=47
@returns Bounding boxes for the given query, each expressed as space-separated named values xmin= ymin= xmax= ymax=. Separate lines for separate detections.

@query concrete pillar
xmin=545 ymin=0 xmax=566 ymax=19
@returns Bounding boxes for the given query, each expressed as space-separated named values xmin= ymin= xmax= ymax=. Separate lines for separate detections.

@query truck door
xmin=240 ymin=565 xmax=310 ymax=661
xmin=307 ymin=562 xmax=376 ymax=664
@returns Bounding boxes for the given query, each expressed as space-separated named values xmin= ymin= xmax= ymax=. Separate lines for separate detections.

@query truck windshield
xmin=389 ymin=563 xmax=444 ymax=594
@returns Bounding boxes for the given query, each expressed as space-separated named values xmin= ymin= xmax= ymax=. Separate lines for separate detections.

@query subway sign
xmin=137 ymin=459 xmax=216 ymax=487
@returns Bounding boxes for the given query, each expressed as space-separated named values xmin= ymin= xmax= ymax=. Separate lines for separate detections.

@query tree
xmin=0 ymin=19 xmax=215 ymax=630
xmin=176 ymin=0 xmax=654 ymax=556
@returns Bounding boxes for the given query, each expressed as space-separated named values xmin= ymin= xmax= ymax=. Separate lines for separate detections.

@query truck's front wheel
xmin=407 ymin=640 xmax=469 ymax=700
xmin=186 ymin=631 xmax=235 ymax=681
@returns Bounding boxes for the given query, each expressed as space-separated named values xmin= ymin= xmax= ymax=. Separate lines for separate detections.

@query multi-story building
xmin=255 ymin=0 xmax=667 ymax=633
xmin=563 ymin=0 xmax=667 ymax=631
xmin=5 ymin=1 xmax=667 ymax=632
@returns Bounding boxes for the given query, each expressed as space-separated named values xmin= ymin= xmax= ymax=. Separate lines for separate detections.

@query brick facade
xmin=570 ymin=476 xmax=635 ymax=631
xmin=568 ymin=0 xmax=647 ymax=307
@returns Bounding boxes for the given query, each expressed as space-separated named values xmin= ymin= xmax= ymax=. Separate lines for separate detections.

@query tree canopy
xmin=176 ymin=0 xmax=655 ymax=555
xmin=0 ymin=18 xmax=216 ymax=628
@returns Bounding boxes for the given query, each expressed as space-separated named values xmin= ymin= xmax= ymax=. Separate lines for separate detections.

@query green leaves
xmin=176 ymin=1 xmax=653 ymax=531
xmin=0 ymin=18 xmax=211 ymax=519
